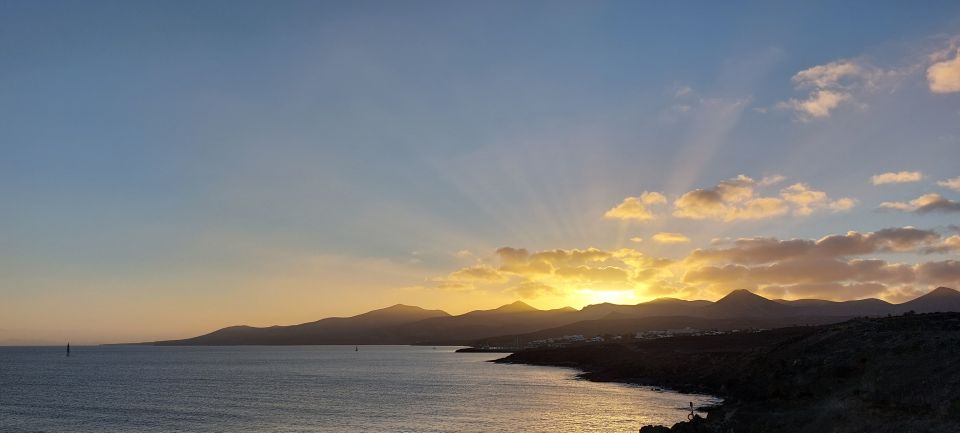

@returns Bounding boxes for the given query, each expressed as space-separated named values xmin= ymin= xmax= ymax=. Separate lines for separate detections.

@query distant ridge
xmin=468 ymin=300 xmax=539 ymax=315
xmin=144 ymin=287 xmax=959 ymax=346
xmin=150 ymin=304 xmax=449 ymax=346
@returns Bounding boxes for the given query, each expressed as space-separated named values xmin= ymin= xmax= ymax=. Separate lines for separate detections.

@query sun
xmin=574 ymin=289 xmax=641 ymax=306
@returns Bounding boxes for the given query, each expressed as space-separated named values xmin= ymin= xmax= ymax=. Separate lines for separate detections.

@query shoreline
xmin=493 ymin=313 xmax=960 ymax=432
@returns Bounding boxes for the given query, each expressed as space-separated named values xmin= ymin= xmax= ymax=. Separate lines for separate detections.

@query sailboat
xmin=66 ymin=342 xmax=70 ymax=357
xmin=355 ymin=346 xmax=358 ymax=352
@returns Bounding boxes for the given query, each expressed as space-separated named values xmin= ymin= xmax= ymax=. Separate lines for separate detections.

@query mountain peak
xmin=899 ymin=287 xmax=960 ymax=313
xmin=358 ymin=304 xmax=450 ymax=319
xmin=648 ymin=297 xmax=685 ymax=304
xmin=924 ymin=287 xmax=959 ymax=297
xmin=495 ymin=300 xmax=538 ymax=312
xmin=706 ymin=289 xmax=788 ymax=318
xmin=717 ymin=289 xmax=769 ymax=303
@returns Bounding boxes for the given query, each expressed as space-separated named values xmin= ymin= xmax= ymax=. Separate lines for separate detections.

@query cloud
xmin=673 ymin=175 xmax=785 ymax=221
xmin=672 ymin=175 xmax=853 ymax=221
xmin=922 ymin=235 xmax=960 ymax=254
xmin=683 ymin=255 xmax=957 ymax=301
xmin=674 ymin=84 xmax=694 ymax=98
xmin=776 ymin=60 xmax=872 ymax=120
xmin=778 ymin=90 xmax=849 ymax=119
xmin=927 ymin=49 xmax=960 ymax=94
xmin=937 ymin=177 xmax=960 ymax=191
xmin=756 ymin=282 xmax=889 ymax=300
xmin=792 ymin=60 xmax=865 ymax=88
xmin=509 ymin=281 xmax=560 ymax=299
xmin=445 ymin=264 xmax=509 ymax=283
xmin=687 ymin=227 xmax=942 ymax=265
xmin=871 ymin=171 xmax=924 ymax=185
xmin=652 ymin=232 xmax=691 ymax=244
xmin=678 ymin=226 xmax=960 ymax=300
xmin=437 ymin=246 xmax=675 ymax=297
xmin=780 ymin=183 xmax=856 ymax=216
xmin=775 ymin=39 xmax=960 ymax=119
xmin=880 ymin=193 xmax=960 ymax=213
xmin=554 ymin=265 xmax=631 ymax=283
xmin=917 ymin=260 xmax=960 ymax=282
xmin=434 ymin=228 xmax=958 ymax=302
xmin=630 ymin=237 xmax=643 ymax=243
xmin=604 ymin=191 xmax=667 ymax=221
xmin=759 ymin=174 xmax=787 ymax=186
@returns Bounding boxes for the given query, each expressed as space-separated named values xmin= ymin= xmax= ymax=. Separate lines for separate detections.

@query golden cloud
xmin=687 ymin=227 xmax=942 ymax=265
xmin=871 ymin=171 xmax=924 ymax=185
xmin=923 ymin=235 xmax=960 ymax=254
xmin=652 ymin=232 xmax=691 ymax=244
xmin=780 ymin=183 xmax=855 ymax=216
xmin=446 ymin=264 xmax=509 ymax=283
xmin=927 ymin=49 xmax=960 ymax=93
xmin=672 ymin=176 xmax=852 ymax=221
xmin=604 ymin=191 xmax=667 ymax=221
xmin=779 ymin=89 xmax=849 ymax=119
xmin=434 ymin=228 xmax=959 ymax=303
xmin=880 ymin=193 xmax=960 ymax=213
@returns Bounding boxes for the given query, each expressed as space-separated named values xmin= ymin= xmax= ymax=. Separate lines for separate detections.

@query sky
xmin=2 ymin=1 xmax=960 ymax=344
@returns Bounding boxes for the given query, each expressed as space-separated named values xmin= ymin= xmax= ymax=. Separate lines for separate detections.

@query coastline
xmin=493 ymin=313 xmax=960 ymax=433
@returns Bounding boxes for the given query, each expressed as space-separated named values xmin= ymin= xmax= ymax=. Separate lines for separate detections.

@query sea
xmin=0 ymin=345 xmax=719 ymax=432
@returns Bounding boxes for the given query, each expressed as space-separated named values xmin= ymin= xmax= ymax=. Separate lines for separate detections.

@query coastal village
xmin=477 ymin=327 xmax=758 ymax=351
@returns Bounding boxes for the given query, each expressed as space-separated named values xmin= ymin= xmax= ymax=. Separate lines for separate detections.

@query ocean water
xmin=0 ymin=346 xmax=719 ymax=432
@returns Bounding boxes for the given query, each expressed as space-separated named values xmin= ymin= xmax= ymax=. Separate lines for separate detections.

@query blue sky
xmin=2 ymin=1 xmax=960 ymax=343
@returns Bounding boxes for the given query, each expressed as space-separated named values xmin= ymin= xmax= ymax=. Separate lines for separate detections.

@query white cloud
xmin=776 ymin=60 xmax=874 ymax=120
xmin=674 ymin=85 xmax=694 ymax=98
xmin=759 ymin=174 xmax=787 ymax=186
xmin=871 ymin=171 xmax=924 ymax=185
xmin=937 ymin=176 xmax=960 ymax=191
xmin=792 ymin=60 xmax=864 ymax=88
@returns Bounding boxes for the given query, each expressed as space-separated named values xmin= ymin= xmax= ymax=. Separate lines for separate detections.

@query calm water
xmin=0 ymin=346 xmax=718 ymax=432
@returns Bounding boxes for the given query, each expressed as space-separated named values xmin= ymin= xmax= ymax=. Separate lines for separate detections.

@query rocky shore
xmin=495 ymin=312 xmax=960 ymax=433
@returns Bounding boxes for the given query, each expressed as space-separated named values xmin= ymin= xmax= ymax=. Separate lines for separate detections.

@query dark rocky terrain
xmin=497 ymin=311 xmax=960 ymax=433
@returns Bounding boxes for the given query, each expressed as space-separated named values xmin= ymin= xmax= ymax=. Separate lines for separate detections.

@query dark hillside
xmin=498 ymin=312 xmax=960 ymax=433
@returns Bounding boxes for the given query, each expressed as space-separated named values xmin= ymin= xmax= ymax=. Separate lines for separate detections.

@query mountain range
xmin=147 ymin=287 xmax=960 ymax=346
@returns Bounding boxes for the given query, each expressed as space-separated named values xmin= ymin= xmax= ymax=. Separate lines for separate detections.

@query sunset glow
xmin=1 ymin=2 xmax=959 ymax=345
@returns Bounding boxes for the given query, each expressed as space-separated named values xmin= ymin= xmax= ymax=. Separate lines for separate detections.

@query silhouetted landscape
xmin=6 ymin=2 xmax=960 ymax=432
xmin=147 ymin=287 xmax=960 ymax=346
xmin=498 ymin=311 xmax=960 ymax=433
xmin=140 ymin=286 xmax=960 ymax=432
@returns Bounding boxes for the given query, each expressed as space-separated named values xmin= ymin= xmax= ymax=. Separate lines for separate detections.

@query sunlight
xmin=575 ymin=289 xmax=641 ymax=306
